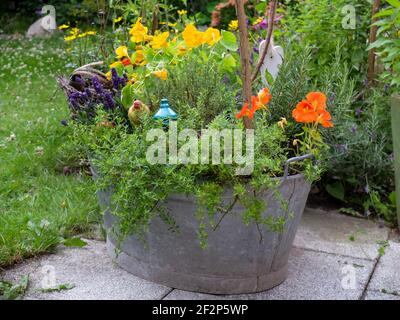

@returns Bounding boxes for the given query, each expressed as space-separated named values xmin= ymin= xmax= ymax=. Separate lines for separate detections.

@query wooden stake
xmin=251 ymin=0 xmax=277 ymax=82
xmin=367 ymin=0 xmax=381 ymax=85
xmin=235 ymin=0 xmax=253 ymax=129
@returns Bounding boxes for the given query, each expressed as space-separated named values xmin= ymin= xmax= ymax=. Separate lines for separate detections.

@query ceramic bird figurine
xmin=128 ymin=100 xmax=150 ymax=126
xmin=259 ymin=37 xmax=284 ymax=87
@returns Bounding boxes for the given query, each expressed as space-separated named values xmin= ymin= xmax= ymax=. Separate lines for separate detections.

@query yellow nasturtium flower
xmin=153 ymin=69 xmax=168 ymax=80
xmin=159 ymin=22 xmax=178 ymax=27
xmin=228 ymin=20 xmax=238 ymax=31
xmin=116 ymin=46 xmax=129 ymax=59
xmin=109 ymin=61 xmax=123 ymax=69
xmin=177 ymin=44 xmax=188 ymax=56
xmin=277 ymin=117 xmax=288 ymax=130
xmin=178 ymin=9 xmax=187 ymax=15
xmin=150 ymin=31 xmax=170 ymax=49
xmin=253 ymin=17 xmax=263 ymax=26
xmin=204 ymin=27 xmax=221 ymax=46
xmin=133 ymin=50 xmax=146 ymax=65
xmin=64 ymin=35 xmax=77 ymax=42
xmin=130 ymin=18 xmax=149 ymax=43
xmin=182 ymin=24 xmax=204 ymax=48
xmin=105 ymin=71 xmax=111 ymax=80
xmin=70 ymin=28 xmax=80 ymax=35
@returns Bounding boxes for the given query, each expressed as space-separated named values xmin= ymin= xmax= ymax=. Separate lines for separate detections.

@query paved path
xmin=2 ymin=208 xmax=400 ymax=300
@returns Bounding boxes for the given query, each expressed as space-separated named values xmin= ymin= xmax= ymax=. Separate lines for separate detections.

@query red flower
xmin=122 ymin=57 xmax=132 ymax=66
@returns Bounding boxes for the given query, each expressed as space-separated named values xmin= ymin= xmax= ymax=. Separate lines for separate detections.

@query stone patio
xmin=2 ymin=208 xmax=400 ymax=300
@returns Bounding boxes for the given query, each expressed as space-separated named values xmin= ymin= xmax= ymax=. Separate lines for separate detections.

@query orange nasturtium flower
xmin=235 ymin=88 xmax=271 ymax=120
xmin=292 ymin=92 xmax=333 ymax=128
xmin=257 ymin=87 xmax=271 ymax=105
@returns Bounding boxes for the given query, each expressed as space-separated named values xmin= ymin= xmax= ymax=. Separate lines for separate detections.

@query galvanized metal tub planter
xmin=100 ymin=160 xmax=311 ymax=294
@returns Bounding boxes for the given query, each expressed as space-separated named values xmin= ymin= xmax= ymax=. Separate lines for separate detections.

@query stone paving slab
xmin=1 ymin=208 xmax=396 ymax=300
xmin=2 ymin=239 xmax=171 ymax=300
xmin=164 ymin=247 xmax=374 ymax=300
xmin=364 ymin=290 xmax=400 ymax=300
xmin=294 ymin=208 xmax=389 ymax=261
xmin=367 ymin=240 xmax=400 ymax=294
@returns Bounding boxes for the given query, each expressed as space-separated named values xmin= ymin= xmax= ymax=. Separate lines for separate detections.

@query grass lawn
xmin=0 ymin=35 xmax=100 ymax=268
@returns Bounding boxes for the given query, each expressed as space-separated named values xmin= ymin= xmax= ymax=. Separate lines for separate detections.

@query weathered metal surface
xmin=101 ymin=174 xmax=311 ymax=294
xmin=391 ymin=94 xmax=400 ymax=228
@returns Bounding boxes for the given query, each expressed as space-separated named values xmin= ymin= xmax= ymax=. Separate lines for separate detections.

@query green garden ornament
xmin=153 ymin=98 xmax=178 ymax=130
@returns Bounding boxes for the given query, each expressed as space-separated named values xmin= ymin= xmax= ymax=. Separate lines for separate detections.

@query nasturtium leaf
xmin=222 ymin=54 xmax=236 ymax=71
xmin=121 ymin=83 xmax=134 ymax=109
xmin=220 ymin=30 xmax=238 ymax=52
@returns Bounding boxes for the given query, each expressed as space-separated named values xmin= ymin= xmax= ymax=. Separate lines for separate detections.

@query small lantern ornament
xmin=153 ymin=98 xmax=178 ymax=130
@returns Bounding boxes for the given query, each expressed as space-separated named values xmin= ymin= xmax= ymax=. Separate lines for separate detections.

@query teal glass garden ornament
xmin=153 ymin=98 xmax=178 ymax=129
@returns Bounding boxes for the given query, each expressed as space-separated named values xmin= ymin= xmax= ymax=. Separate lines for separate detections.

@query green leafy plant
xmin=369 ymin=0 xmax=400 ymax=87
xmin=281 ymin=0 xmax=370 ymax=82
xmin=0 ymin=276 xmax=29 ymax=300
xmin=39 ymin=283 xmax=75 ymax=293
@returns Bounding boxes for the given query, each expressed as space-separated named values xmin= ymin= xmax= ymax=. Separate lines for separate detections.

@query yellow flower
xmin=182 ymin=24 xmax=204 ymax=48
xmin=70 ymin=28 xmax=80 ymax=35
xmin=253 ymin=17 xmax=263 ymax=26
xmin=130 ymin=73 xmax=139 ymax=83
xmin=178 ymin=9 xmax=187 ymax=15
xmin=116 ymin=46 xmax=129 ymax=59
xmin=64 ymin=35 xmax=77 ymax=42
xmin=277 ymin=117 xmax=288 ymax=129
xmin=130 ymin=18 xmax=149 ymax=43
xmin=133 ymin=50 xmax=146 ymax=65
xmin=153 ymin=69 xmax=168 ymax=80
xmin=228 ymin=20 xmax=238 ymax=31
xmin=204 ymin=27 xmax=221 ymax=46
xmin=150 ymin=31 xmax=170 ymax=49
xmin=177 ymin=44 xmax=188 ymax=56
xmin=114 ymin=16 xmax=123 ymax=23
xmin=86 ymin=31 xmax=96 ymax=36
xmin=109 ymin=61 xmax=123 ymax=69
xmin=105 ymin=71 xmax=111 ymax=80
xmin=159 ymin=22 xmax=178 ymax=27
xmin=58 ymin=24 xmax=69 ymax=30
